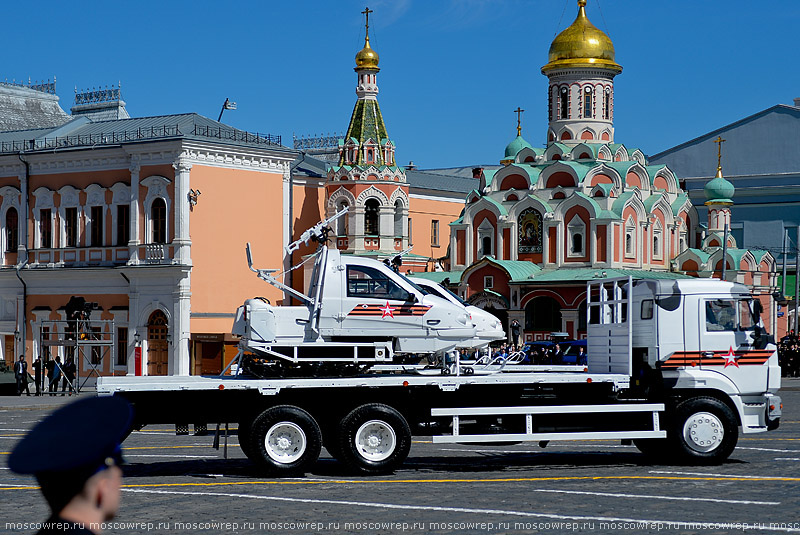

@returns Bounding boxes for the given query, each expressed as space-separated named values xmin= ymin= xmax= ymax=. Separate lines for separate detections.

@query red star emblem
xmin=722 ymin=346 xmax=739 ymax=368
xmin=379 ymin=301 xmax=396 ymax=319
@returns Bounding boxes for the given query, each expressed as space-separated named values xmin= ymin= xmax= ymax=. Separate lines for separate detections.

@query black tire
xmin=671 ymin=397 xmax=738 ymax=464
xmin=248 ymin=405 xmax=322 ymax=476
xmin=337 ymin=403 xmax=411 ymax=474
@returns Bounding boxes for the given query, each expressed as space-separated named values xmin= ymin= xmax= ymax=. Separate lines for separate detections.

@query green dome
xmin=704 ymin=172 xmax=735 ymax=204
xmin=504 ymin=135 xmax=532 ymax=159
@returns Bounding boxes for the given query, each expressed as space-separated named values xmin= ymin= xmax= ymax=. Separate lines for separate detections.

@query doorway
xmin=147 ymin=310 xmax=168 ymax=376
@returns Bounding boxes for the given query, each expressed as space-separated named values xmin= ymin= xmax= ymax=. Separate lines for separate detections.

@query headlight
xmin=457 ymin=312 xmax=469 ymax=325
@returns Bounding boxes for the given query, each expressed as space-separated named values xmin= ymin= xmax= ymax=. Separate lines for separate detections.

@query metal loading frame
xmin=431 ymin=403 xmax=665 ymax=444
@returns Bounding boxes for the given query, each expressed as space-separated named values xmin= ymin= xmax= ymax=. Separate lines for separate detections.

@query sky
xmin=4 ymin=0 xmax=800 ymax=169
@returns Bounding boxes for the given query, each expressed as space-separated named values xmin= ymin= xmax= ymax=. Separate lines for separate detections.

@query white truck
xmin=97 ymin=215 xmax=781 ymax=476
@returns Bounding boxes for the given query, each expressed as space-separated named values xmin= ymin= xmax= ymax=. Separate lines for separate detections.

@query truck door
xmin=339 ymin=264 xmax=424 ymax=338
xmin=699 ymin=297 xmax=763 ymax=388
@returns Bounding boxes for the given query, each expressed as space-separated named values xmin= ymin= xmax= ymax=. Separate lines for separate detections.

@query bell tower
xmin=325 ymin=8 xmax=409 ymax=255
xmin=542 ymin=0 xmax=622 ymax=145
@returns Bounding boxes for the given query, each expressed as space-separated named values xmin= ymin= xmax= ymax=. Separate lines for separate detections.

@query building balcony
xmin=22 ymin=243 xmax=174 ymax=267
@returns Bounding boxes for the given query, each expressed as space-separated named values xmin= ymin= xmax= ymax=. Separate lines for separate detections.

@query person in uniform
xmin=8 ymin=396 xmax=133 ymax=534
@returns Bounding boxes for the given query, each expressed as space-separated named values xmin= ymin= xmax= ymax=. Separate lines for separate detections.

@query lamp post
xmin=217 ymin=98 xmax=237 ymax=122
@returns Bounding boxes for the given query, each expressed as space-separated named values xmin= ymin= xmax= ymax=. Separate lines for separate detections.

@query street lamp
xmin=218 ymin=98 xmax=237 ymax=122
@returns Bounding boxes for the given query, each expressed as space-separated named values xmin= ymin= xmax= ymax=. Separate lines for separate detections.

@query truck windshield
xmin=418 ymin=282 xmax=467 ymax=306
xmin=704 ymin=299 xmax=756 ymax=332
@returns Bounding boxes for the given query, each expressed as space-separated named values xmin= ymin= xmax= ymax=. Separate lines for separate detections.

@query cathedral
xmin=422 ymin=0 xmax=777 ymax=342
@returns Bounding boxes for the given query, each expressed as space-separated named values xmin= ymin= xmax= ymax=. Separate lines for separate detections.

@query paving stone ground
xmin=1 ymin=379 xmax=799 ymax=535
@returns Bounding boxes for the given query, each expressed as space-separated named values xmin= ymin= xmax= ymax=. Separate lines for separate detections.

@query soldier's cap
xmin=8 ymin=396 xmax=133 ymax=510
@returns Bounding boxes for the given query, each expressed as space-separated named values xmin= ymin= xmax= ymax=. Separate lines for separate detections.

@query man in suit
xmin=14 ymin=355 xmax=30 ymax=396
xmin=32 ymin=356 xmax=43 ymax=396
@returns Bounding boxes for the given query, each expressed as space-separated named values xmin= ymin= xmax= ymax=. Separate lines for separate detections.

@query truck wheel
xmin=249 ymin=406 xmax=322 ymax=476
xmin=672 ymin=397 xmax=738 ymax=464
xmin=338 ymin=403 xmax=411 ymax=474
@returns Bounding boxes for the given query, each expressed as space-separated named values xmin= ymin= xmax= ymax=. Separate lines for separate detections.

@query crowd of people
xmin=779 ymin=330 xmax=799 ymax=377
xmin=13 ymin=355 xmax=77 ymax=396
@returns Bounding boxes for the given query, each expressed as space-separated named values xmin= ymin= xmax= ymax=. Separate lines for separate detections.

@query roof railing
xmin=0 ymin=124 xmax=282 ymax=154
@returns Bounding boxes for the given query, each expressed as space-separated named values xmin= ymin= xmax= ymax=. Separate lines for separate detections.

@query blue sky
xmin=5 ymin=0 xmax=799 ymax=169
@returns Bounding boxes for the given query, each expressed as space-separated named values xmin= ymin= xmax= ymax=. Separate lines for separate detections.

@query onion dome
xmin=355 ymin=36 xmax=380 ymax=71
xmin=542 ymin=0 xmax=621 ymax=74
xmin=704 ymin=168 xmax=735 ymax=205
xmin=504 ymin=135 xmax=532 ymax=159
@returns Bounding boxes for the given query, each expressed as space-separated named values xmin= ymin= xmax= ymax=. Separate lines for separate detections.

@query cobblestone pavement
xmin=1 ymin=380 xmax=799 ymax=535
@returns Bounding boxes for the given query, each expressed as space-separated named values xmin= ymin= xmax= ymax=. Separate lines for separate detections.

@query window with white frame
xmin=58 ymin=185 xmax=81 ymax=249
xmin=652 ymin=220 xmax=663 ymax=260
xmin=85 ymin=184 xmax=106 ymax=248
xmin=583 ymin=86 xmax=593 ymax=118
xmin=141 ymin=176 xmax=171 ymax=245
xmin=625 ymin=217 xmax=636 ymax=258
xmin=478 ymin=220 xmax=495 ymax=258
xmin=484 ymin=276 xmax=494 ymax=289
xmin=0 ymin=187 xmax=21 ymax=257
xmin=32 ymin=188 xmax=55 ymax=250
xmin=567 ymin=215 xmax=586 ymax=257
xmin=110 ymin=183 xmax=130 ymax=247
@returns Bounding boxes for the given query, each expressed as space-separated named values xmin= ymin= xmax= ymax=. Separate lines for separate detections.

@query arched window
xmin=518 ymin=208 xmax=542 ymax=254
xmin=625 ymin=217 xmax=636 ymax=257
xmin=364 ymin=199 xmax=379 ymax=236
xmin=151 ymin=198 xmax=167 ymax=244
xmin=583 ymin=86 xmax=593 ymax=118
xmin=567 ymin=215 xmax=586 ymax=257
xmin=336 ymin=201 xmax=349 ymax=236
xmin=394 ymin=200 xmax=403 ymax=237
xmin=5 ymin=208 xmax=17 ymax=252
xmin=604 ymin=87 xmax=611 ymax=120
xmin=524 ymin=296 xmax=562 ymax=331
xmin=559 ymin=87 xmax=569 ymax=119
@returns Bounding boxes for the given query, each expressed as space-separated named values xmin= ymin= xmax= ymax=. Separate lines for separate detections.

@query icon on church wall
xmin=518 ymin=208 xmax=543 ymax=253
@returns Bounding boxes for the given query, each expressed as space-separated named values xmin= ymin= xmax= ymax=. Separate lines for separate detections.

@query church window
xmin=567 ymin=215 xmax=586 ymax=258
xmin=625 ymin=217 xmax=636 ymax=258
xmin=366 ymin=148 xmax=373 ymax=164
xmin=604 ymin=87 xmax=611 ymax=120
xmin=560 ymin=87 xmax=569 ymax=119
xmin=484 ymin=276 xmax=494 ymax=289
xmin=584 ymin=87 xmax=593 ymax=118
xmin=394 ymin=200 xmax=403 ymax=237
xmin=364 ymin=199 xmax=380 ymax=236
xmin=518 ymin=208 xmax=542 ymax=254
xmin=652 ymin=220 xmax=663 ymax=260
xmin=408 ymin=217 xmax=413 ymax=245
xmin=5 ymin=208 xmax=17 ymax=252
xmin=337 ymin=200 xmax=349 ymax=236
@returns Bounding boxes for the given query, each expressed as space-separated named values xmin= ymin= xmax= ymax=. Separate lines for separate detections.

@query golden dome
xmin=542 ymin=0 xmax=621 ymax=74
xmin=355 ymin=36 xmax=380 ymax=71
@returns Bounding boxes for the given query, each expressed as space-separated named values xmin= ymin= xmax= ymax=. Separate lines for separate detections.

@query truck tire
xmin=672 ymin=397 xmax=738 ymax=464
xmin=338 ymin=403 xmax=411 ymax=474
xmin=249 ymin=405 xmax=322 ymax=476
